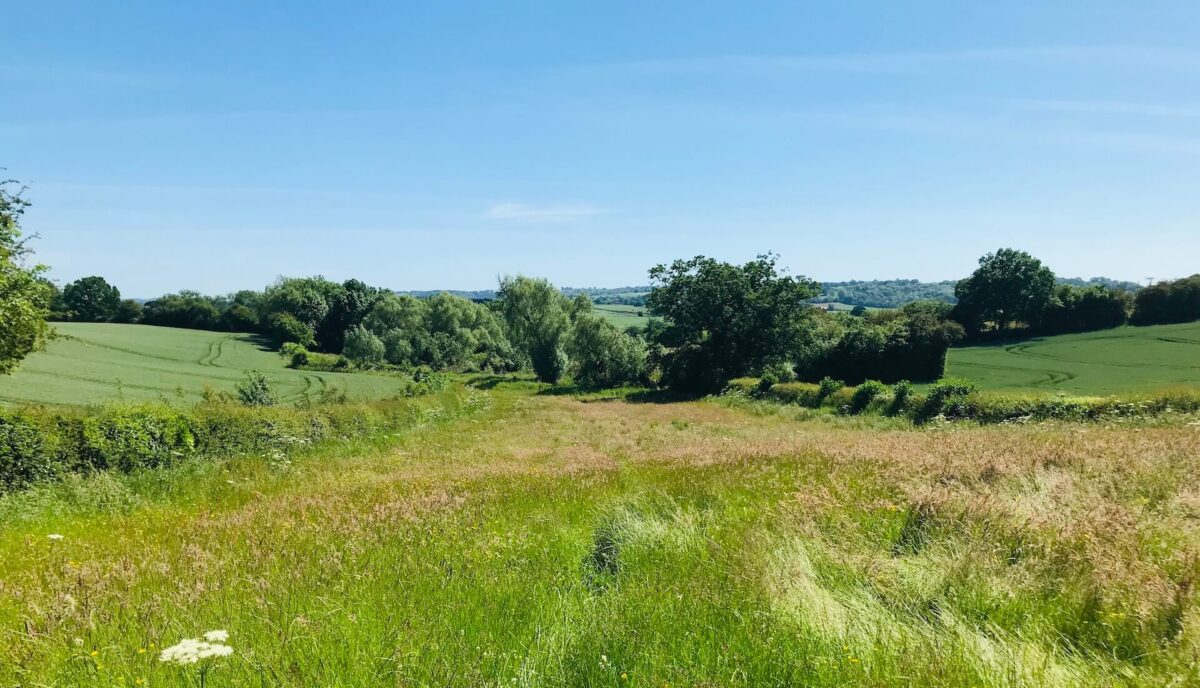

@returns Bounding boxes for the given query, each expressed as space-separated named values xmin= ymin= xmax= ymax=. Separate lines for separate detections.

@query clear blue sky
xmin=5 ymin=1 xmax=1199 ymax=296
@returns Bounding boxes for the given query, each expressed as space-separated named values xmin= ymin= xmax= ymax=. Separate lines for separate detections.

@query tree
xmin=142 ymin=291 xmax=220 ymax=329
xmin=62 ymin=275 xmax=121 ymax=322
xmin=0 ymin=178 xmax=51 ymax=374
xmin=647 ymin=253 xmax=820 ymax=393
xmin=112 ymin=299 xmax=144 ymax=324
xmin=497 ymin=276 xmax=571 ymax=383
xmin=1131 ymin=275 xmax=1200 ymax=326
xmin=342 ymin=324 xmax=385 ymax=366
xmin=953 ymin=249 xmax=1056 ymax=335
xmin=566 ymin=314 xmax=647 ymax=388
xmin=266 ymin=312 xmax=316 ymax=348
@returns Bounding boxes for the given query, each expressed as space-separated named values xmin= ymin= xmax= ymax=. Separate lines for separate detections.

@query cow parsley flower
xmin=159 ymin=635 xmax=233 ymax=666
xmin=48 ymin=534 xmax=64 ymax=541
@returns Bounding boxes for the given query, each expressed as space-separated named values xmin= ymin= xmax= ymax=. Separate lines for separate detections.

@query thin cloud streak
xmin=587 ymin=45 xmax=1200 ymax=77
xmin=485 ymin=202 xmax=607 ymax=222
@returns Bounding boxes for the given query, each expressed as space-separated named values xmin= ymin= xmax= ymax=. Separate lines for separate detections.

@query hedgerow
xmin=725 ymin=378 xmax=1200 ymax=426
xmin=0 ymin=387 xmax=471 ymax=493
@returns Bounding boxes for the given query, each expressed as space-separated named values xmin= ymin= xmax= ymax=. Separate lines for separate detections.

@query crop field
xmin=594 ymin=304 xmax=650 ymax=330
xmin=2 ymin=381 xmax=1199 ymax=686
xmin=945 ymin=321 xmax=1200 ymax=395
xmin=0 ymin=323 xmax=407 ymax=406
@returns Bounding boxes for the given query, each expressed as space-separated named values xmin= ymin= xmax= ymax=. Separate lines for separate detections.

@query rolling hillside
xmin=945 ymin=321 xmax=1200 ymax=394
xmin=0 ymin=323 xmax=408 ymax=406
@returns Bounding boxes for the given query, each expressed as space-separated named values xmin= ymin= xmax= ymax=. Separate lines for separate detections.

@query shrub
xmin=236 ymin=370 xmax=277 ymax=407
xmin=888 ymin=380 xmax=913 ymax=416
xmin=916 ymin=377 xmax=977 ymax=423
xmin=817 ymin=377 xmax=844 ymax=403
xmin=849 ymin=380 xmax=887 ymax=414
xmin=0 ymin=388 xmax=468 ymax=493
xmin=765 ymin=382 xmax=822 ymax=406
xmin=279 ymin=342 xmax=309 ymax=368
xmin=343 ymin=325 xmax=386 ymax=367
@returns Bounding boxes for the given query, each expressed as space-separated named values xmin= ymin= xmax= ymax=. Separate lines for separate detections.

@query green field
xmin=3 ymin=382 xmax=1199 ymax=686
xmin=0 ymin=323 xmax=408 ymax=406
xmin=593 ymin=303 xmax=650 ymax=329
xmin=946 ymin=321 xmax=1200 ymax=394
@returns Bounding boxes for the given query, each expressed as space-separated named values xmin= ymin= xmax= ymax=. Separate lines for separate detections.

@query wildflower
xmin=159 ymin=636 xmax=233 ymax=666
xmin=90 ymin=650 xmax=99 ymax=657
xmin=48 ymin=534 xmax=64 ymax=541
xmin=203 ymin=630 xmax=229 ymax=643
xmin=138 ymin=648 xmax=147 ymax=654
xmin=621 ymin=673 xmax=628 ymax=680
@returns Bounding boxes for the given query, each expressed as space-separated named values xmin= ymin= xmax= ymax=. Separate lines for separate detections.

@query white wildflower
xmin=48 ymin=534 xmax=64 ymax=541
xmin=159 ymin=635 xmax=233 ymax=666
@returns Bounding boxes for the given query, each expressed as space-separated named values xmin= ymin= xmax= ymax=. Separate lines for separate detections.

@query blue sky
xmin=4 ymin=1 xmax=1199 ymax=296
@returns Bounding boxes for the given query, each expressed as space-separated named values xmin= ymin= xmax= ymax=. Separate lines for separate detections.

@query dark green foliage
xmin=498 ymin=276 xmax=571 ymax=383
xmin=112 ymin=299 xmax=144 ymax=324
xmin=279 ymin=342 xmax=309 ymax=368
xmin=647 ymin=254 xmax=820 ymax=394
xmin=267 ymin=312 xmax=316 ymax=348
xmin=61 ymin=276 xmax=121 ymax=322
xmin=0 ymin=178 xmax=50 ymax=374
xmin=800 ymin=305 xmax=962 ymax=385
xmin=1131 ymin=275 xmax=1200 ymax=326
xmin=954 ymin=249 xmax=1057 ymax=335
xmin=220 ymin=303 xmax=259 ymax=332
xmin=142 ymin=291 xmax=221 ymax=330
xmin=342 ymin=325 xmax=386 ymax=367
xmin=916 ymin=378 xmax=977 ymax=423
xmin=363 ymin=292 xmax=517 ymax=372
xmin=235 ymin=370 xmax=277 ymax=407
xmin=0 ymin=391 xmax=465 ymax=493
xmin=889 ymin=380 xmax=914 ymax=415
xmin=1039 ymin=285 xmax=1131 ymax=334
xmin=816 ymin=377 xmax=844 ymax=402
xmin=849 ymin=380 xmax=887 ymax=414
xmin=816 ymin=279 xmax=958 ymax=308
xmin=565 ymin=314 xmax=647 ymax=388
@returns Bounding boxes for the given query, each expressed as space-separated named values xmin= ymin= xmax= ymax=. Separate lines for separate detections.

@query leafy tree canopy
xmin=647 ymin=253 xmax=820 ymax=393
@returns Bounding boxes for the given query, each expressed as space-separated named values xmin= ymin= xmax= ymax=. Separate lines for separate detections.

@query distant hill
xmin=398 ymin=277 xmax=1142 ymax=310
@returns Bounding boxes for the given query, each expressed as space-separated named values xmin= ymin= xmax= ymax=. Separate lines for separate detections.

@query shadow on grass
xmin=535 ymin=385 xmax=700 ymax=404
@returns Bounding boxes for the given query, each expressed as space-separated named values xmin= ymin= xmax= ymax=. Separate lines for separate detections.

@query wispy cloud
xmin=484 ymin=202 xmax=606 ymax=222
xmin=1004 ymin=98 xmax=1200 ymax=118
xmin=588 ymin=45 xmax=1200 ymax=77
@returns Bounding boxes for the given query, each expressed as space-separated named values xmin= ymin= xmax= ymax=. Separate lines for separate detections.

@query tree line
xmin=3 ymin=178 xmax=1199 ymax=394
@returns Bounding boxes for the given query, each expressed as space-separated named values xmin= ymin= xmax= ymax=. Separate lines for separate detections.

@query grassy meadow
xmin=945 ymin=321 xmax=1200 ymax=394
xmin=3 ymin=380 xmax=1200 ymax=686
xmin=0 ymin=323 xmax=408 ymax=406
xmin=593 ymin=304 xmax=650 ymax=330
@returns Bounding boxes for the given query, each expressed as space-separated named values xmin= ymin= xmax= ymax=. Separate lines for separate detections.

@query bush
xmin=817 ymin=377 xmax=844 ymax=403
xmin=236 ymin=370 xmax=278 ymax=407
xmin=916 ymin=378 xmax=977 ymax=423
xmin=566 ymin=314 xmax=648 ymax=389
xmin=0 ymin=388 xmax=469 ymax=493
xmin=849 ymin=380 xmax=887 ymax=414
xmin=279 ymin=342 xmax=309 ymax=368
xmin=888 ymin=380 xmax=913 ymax=416
xmin=343 ymin=325 xmax=386 ymax=367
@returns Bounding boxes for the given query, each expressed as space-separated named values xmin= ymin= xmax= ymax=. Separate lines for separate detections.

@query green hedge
xmin=0 ymin=389 xmax=469 ymax=493
xmin=725 ymin=378 xmax=1200 ymax=425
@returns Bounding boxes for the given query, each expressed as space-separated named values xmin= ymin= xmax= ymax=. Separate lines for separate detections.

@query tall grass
xmin=1 ymin=381 xmax=1198 ymax=686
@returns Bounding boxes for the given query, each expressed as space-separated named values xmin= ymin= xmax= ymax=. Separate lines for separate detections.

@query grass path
xmin=3 ymin=383 xmax=1200 ymax=685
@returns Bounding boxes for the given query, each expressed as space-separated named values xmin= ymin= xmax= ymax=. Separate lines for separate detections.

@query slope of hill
xmin=944 ymin=321 xmax=1200 ymax=394
xmin=0 ymin=323 xmax=408 ymax=406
